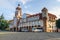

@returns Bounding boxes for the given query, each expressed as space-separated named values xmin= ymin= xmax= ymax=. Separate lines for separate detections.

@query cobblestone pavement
xmin=0 ymin=32 xmax=60 ymax=40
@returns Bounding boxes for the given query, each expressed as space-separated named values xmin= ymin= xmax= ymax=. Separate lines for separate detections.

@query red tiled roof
xmin=48 ymin=13 xmax=57 ymax=18
xmin=27 ymin=13 xmax=57 ymax=18
xmin=27 ymin=13 xmax=41 ymax=18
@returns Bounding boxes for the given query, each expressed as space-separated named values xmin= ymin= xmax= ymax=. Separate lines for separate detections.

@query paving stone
xmin=0 ymin=32 xmax=60 ymax=40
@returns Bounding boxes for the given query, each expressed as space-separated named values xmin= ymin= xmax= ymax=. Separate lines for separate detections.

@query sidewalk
xmin=0 ymin=32 xmax=17 ymax=34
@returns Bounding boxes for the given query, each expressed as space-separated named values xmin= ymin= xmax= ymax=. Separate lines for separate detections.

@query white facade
xmin=9 ymin=25 xmax=13 ymax=28
xmin=18 ymin=15 xmax=43 ymax=28
xmin=9 ymin=22 xmax=13 ymax=28
xmin=48 ymin=21 xmax=57 ymax=30
xmin=13 ymin=17 xmax=18 ymax=27
xmin=9 ymin=5 xmax=57 ymax=32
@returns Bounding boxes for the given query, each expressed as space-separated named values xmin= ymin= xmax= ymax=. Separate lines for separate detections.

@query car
xmin=21 ymin=28 xmax=28 ymax=32
xmin=32 ymin=28 xmax=43 ymax=32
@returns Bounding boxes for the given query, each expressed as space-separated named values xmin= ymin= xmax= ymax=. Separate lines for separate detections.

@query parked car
xmin=21 ymin=28 xmax=28 ymax=32
xmin=32 ymin=27 xmax=43 ymax=32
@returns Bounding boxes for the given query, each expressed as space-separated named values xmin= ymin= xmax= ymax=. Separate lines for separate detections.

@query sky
xmin=0 ymin=0 xmax=60 ymax=20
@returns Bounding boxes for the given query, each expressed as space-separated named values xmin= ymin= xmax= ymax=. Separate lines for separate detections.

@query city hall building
xmin=9 ymin=4 xmax=57 ymax=32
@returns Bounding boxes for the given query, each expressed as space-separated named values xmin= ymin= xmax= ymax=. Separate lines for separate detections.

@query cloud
xmin=57 ymin=0 xmax=60 ymax=1
xmin=0 ymin=0 xmax=32 ymax=20
xmin=24 ymin=10 xmax=37 ymax=15
xmin=56 ymin=0 xmax=60 ymax=2
xmin=7 ymin=0 xmax=32 ymax=5
xmin=5 ymin=12 xmax=15 ymax=20
xmin=0 ymin=0 xmax=32 ymax=10
xmin=24 ymin=5 xmax=31 ymax=9
xmin=19 ymin=0 xmax=32 ymax=5
xmin=0 ymin=0 xmax=15 ymax=10
xmin=24 ymin=6 xmax=28 ymax=9
xmin=0 ymin=0 xmax=15 ymax=20
xmin=49 ymin=7 xmax=60 ymax=19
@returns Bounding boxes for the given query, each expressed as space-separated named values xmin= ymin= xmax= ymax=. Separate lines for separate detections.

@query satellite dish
xmin=22 ymin=13 xmax=26 ymax=18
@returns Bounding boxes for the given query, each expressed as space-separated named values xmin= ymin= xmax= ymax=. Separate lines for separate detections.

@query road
xmin=0 ymin=32 xmax=60 ymax=40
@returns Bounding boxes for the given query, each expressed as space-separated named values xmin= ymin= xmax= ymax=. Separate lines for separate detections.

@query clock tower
xmin=15 ymin=4 xmax=22 ymax=19
xmin=42 ymin=7 xmax=48 ymax=32
xmin=13 ymin=4 xmax=22 ymax=31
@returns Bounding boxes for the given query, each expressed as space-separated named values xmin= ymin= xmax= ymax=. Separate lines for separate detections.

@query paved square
xmin=0 ymin=32 xmax=60 ymax=40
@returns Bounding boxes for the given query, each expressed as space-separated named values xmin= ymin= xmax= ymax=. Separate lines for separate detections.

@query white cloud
xmin=0 ymin=0 xmax=15 ymax=20
xmin=0 ymin=0 xmax=15 ymax=10
xmin=0 ymin=0 xmax=32 ymax=10
xmin=24 ymin=10 xmax=37 ymax=15
xmin=7 ymin=0 xmax=32 ymax=5
xmin=24 ymin=6 xmax=28 ymax=9
xmin=56 ymin=0 xmax=60 ymax=2
xmin=49 ymin=7 xmax=60 ymax=19
xmin=18 ymin=0 xmax=32 ymax=5
xmin=5 ymin=12 xmax=15 ymax=20
xmin=24 ymin=5 xmax=31 ymax=9
xmin=57 ymin=0 xmax=60 ymax=1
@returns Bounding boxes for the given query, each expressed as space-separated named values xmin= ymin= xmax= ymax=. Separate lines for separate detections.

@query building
xmin=9 ymin=20 xmax=14 ymax=31
xmin=9 ymin=4 xmax=57 ymax=32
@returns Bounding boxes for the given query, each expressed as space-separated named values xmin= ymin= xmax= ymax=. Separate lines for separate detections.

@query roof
xmin=41 ymin=7 xmax=48 ymax=11
xmin=27 ymin=13 xmax=57 ymax=18
xmin=9 ymin=20 xmax=13 ymax=23
xmin=16 ymin=4 xmax=21 ymax=10
xmin=48 ymin=13 xmax=57 ymax=18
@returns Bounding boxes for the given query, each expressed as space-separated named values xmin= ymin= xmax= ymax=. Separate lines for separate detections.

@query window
xmin=49 ymin=25 xmax=51 ymax=28
xmin=32 ymin=21 xmax=34 ymax=26
xmin=27 ymin=22 xmax=29 ymax=26
xmin=38 ymin=25 xmax=40 ymax=27
xmin=29 ymin=22 xmax=32 ymax=26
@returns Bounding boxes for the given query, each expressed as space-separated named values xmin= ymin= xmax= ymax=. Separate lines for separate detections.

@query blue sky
xmin=0 ymin=0 xmax=60 ymax=20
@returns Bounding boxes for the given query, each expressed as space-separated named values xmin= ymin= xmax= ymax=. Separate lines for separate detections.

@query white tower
xmin=42 ymin=7 xmax=48 ymax=18
xmin=41 ymin=7 xmax=48 ymax=32
xmin=13 ymin=4 xmax=22 ymax=31
xmin=15 ymin=4 xmax=22 ymax=19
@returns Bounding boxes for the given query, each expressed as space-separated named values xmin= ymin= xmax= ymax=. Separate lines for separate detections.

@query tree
xmin=56 ymin=19 xmax=60 ymax=28
xmin=1 ymin=14 xmax=4 ymax=20
xmin=0 ymin=14 xmax=9 ymax=30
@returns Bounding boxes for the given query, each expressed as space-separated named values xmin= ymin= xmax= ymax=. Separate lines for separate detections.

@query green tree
xmin=0 ymin=14 xmax=4 ymax=20
xmin=0 ymin=14 xmax=9 ymax=30
xmin=56 ymin=19 xmax=60 ymax=28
